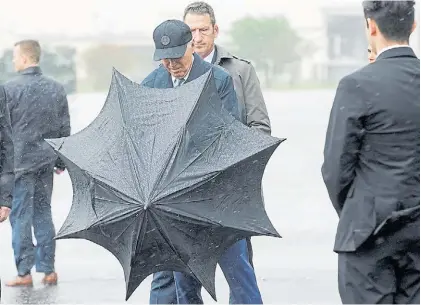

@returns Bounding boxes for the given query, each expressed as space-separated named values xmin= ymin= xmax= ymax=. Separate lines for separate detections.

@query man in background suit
xmin=143 ymin=19 xmax=260 ymax=305
xmin=0 ymin=84 xmax=14 ymax=224
xmin=322 ymin=1 xmax=419 ymax=304
xmin=0 ymin=86 xmax=14 ymax=302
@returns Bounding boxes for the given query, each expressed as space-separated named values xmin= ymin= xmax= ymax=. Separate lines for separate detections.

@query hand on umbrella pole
xmin=0 ymin=207 xmax=11 ymax=222
xmin=54 ymin=168 xmax=65 ymax=175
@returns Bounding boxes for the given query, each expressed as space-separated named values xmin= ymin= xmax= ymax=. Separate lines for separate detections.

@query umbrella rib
xmin=125 ymin=130 xmax=148 ymax=201
xmin=153 ymin=131 xmax=223 ymax=201
xmin=89 ymin=206 xmax=140 ymax=235
xmin=104 ymin=148 xmax=138 ymax=197
xmin=93 ymin=177 xmax=141 ymax=206
xmin=148 ymin=210 xmax=187 ymax=261
xmin=148 ymin=128 xmax=184 ymax=202
xmin=156 ymin=205 xmax=224 ymax=227
xmin=115 ymin=77 xmax=147 ymax=201
xmin=155 ymin=173 xmax=216 ymax=203
xmin=150 ymin=78 xmax=218 ymax=201
xmin=115 ymin=78 xmax=128 ymax=127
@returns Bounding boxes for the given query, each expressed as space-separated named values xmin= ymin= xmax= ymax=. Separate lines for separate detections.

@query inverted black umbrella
xmin=47 ymin=68 xmax=285 ymax=301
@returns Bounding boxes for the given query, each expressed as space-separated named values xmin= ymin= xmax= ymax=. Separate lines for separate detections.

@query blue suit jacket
xmin=141 ymin=53 xmax=242 ymax=121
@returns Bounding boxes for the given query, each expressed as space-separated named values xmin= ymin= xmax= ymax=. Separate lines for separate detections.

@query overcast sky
xmin=0 ymin=0 xmax=359 ymax=38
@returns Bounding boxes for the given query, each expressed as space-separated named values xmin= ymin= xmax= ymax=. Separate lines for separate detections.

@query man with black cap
xmin=141 ymin=20 xmax=262 ymax=305
xmin=141 ymin=19 xmax=241 ymax=121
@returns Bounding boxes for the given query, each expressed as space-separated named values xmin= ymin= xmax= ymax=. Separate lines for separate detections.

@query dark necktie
xmin=174 ymin=78 xmax=185 ymax=88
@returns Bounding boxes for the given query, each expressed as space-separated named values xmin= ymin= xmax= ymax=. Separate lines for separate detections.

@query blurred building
xmin=1 ymin=0 xmax=418 ymax=89
xmin=298 ymin=2 xmax=420 ymax=84
xmin=0 ymin=32 xmax=157 ymax=93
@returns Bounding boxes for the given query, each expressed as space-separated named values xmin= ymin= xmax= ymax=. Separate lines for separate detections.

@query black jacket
xmin=322 ymin=47 xmax=420 ymax=252
xmin=4 ymin=66 xmax=71 ymax=177
xmin=0 ymin=85 xmax=14 ymax=208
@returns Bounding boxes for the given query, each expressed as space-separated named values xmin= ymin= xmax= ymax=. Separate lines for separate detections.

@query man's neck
xmin=19 ymin=64 xmax=39 ymax=72
xmin=200 ymin=46 xmax=215 ymax=61
xmin=375 ymin=39 xmax=410 ymax=54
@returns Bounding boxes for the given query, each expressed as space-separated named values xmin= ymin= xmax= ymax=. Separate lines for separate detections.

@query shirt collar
xmin=376 ymin=44 xmax=412 ymax=58
xmin=203 ymin=47 xmax=215 ymax=64
xmin=172 ymin=55 xmax=195 ymax=85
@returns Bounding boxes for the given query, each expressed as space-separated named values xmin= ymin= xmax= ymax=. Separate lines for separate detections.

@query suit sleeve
xmin=321 ymin=76 xmax=366 ymax=215
xmin=0 ymin=86 xmax=14 ymax=208
xmin=140 ymin=70 xmax=157 ymax=88
xmin=55 ymin=87 xmax=71 ymax=170
xmin=59 ymin=88 xmax=71 ymax=138
xmin=243 ymin=63 xmax=271 ymax=134
xmin=219 ymin=75 xmax=241 ymax=121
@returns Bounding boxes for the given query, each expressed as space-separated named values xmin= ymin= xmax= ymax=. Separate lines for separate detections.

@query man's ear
xmin=213 ymin=24 xmax=220 ymax=39
xmin=367 ymin=18 xmax=377 ymax=36
xmin=411 ymin=20 xmax=417 ymax=34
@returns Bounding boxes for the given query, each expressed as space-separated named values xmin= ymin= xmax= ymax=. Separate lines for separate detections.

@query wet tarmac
xmin=0 ymin=89 xmax=341 ymax=304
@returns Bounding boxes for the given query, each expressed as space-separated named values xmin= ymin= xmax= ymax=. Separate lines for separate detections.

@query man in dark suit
xmin=143 ymin=20 xmax=261 ymax=305
xmin=0 ymin=85 xmax=14 ymax=224
xmin=4 ymin=40 xmax=71 ymax=287
xmin=322 ymin=1 xmax=419 ymax=304
xmin=0 ymin=84 xmax=14 ymax=302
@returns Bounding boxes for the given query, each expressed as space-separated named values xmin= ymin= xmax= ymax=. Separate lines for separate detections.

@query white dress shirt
xmin=203 ymin=47 xmax=215 ymax=64
xmin=376 ymin=44 xmax=412 ymax=58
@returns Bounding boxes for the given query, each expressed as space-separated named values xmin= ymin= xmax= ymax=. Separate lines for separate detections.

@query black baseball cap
xmin=152 ymin=19 xmax=193 ymax=61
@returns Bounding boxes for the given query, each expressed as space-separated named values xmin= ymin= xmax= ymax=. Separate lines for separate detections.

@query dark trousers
xmin=338 ymin=221 xmax=420 ymax=304
xmin=9 ymin=165 xmax=56 ymax=276
xmin=149 ymin=239 xmax=259 ymax=304
xmin=174 ymin=239 xmax=262 ymax=304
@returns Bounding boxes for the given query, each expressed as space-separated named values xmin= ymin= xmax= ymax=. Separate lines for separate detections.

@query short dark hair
xmin=363 ymin=1 xmax=416 ymax=42
xmin=14 ymin=39 xmax=41 ymax=63
xmin=183 ymin=1 xmax=216 ymax=25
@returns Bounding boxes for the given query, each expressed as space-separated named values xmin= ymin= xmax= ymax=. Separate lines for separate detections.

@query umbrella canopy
xmin=47 ymin=68 xmax=285 ymax=301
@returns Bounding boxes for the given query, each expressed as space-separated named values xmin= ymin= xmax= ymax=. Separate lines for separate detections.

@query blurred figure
xmin=0 ymin=82 xmax=15 ymax=305
xmin=322 ymin=1 xmax=419 ymax=304
xmin=0 ymin=84 xmax=14 ymax=223
xmin=368 ymin=45 xmax=376 ymax=62
xmin=4 ymin=40 xmax=71 ymax=287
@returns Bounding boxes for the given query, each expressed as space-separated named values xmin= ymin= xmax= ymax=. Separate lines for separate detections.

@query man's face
xmin=368 ymin=45 xmax=376 ymax=63
xmin=12 ymin=45 xmax=26 ymax=72
xmin=184 ymin=13 xmax=219 ymax=58
xmin=161 ymin=43 xmax=194 ymax=79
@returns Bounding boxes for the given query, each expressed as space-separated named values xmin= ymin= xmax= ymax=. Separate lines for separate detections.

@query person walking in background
xmin=4 ymin=39 xmax=71 ymax=287
xmin=322 ymin=1 xmax=419 ymax=303
xmin=0 ymin=83 xmax=14 ymax=302
xmin=0 ymin=84 xmax=14 ymax=224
